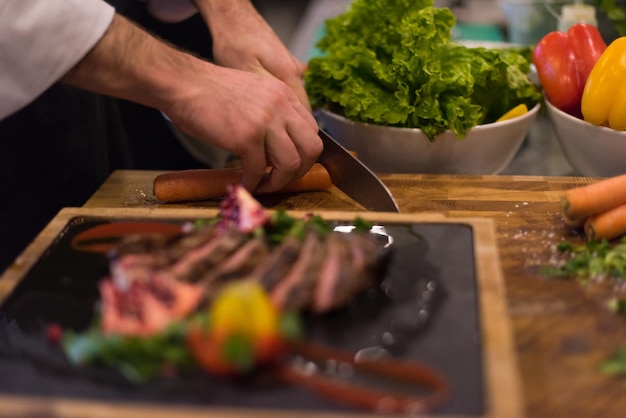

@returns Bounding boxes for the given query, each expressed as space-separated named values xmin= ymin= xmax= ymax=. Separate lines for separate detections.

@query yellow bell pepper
xmin=186 ymin=281 xmax=300 ymax=376
xmin=581 ymin=36 xmax=626 ymax=131
xmin=496 ymin=104 xmax=528 ymax=122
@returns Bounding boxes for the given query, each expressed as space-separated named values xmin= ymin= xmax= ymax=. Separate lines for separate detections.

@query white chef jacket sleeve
xmin=0 ymin=0 xmax=115 ymax=120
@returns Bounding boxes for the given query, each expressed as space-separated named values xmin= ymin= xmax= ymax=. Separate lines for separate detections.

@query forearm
xmin=189 ymin=0 xmax=311 ymax=110
xmin=61 ymin=13 xmax=212 ymax=113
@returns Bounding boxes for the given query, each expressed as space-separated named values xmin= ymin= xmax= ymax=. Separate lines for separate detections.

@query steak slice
xmin=168 ymin=229 xmax=249 ymax=282
xmin=201 ymin=236 xmax=270 ymax=291
xmin=270 ymin=232 xmax=326 ymax=311
xmin=313 ymin=232 xmax=383 ymax=313
xmin=251 ymin=236 xmax=302 ymax=291
xmin=111 ymin=225 xmax=220 ymax=277
xmin=160 ymin=225 xmax=220 ymax=261
xmin=114 ymin=225 xmax=216 ymax=256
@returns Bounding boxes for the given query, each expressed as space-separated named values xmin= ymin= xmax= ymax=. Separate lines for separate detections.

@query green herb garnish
xmin=600 ymin=348 xmax=626 ymax=379
xmin=540 ymin=237 xmax=626 ymax=281
xmin=63 ymin=317 xmax=198 ymax=383
xmin=262 ymin=210 xmax=334 ymax=245
xmin=353 ymin=217 xmax=374 ymax=233
xmin=607 ymin=298 xmax=626 ymax=318
xmin=542 ymin=240 xmax=626 ymax=383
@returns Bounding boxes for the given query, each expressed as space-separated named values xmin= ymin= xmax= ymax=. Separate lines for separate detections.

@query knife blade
xmin=317 ymin=129 xmax=400 ymax=212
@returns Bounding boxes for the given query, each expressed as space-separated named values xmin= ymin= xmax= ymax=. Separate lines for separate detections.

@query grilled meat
xmin=270 ymin=231 xmax=327 ymax=311
xmin=109 ymin=223 xmax=389 ymax=315
xmin=251 ymin=236 xmax=302 ymax=291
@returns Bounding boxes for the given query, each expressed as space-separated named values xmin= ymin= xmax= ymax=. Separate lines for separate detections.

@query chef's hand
xmin=61 ymin=14 xmax=321 ymax=193
xmin=193 ymin=0 xmax=312 ymax=111
xmin=163 ymin=63 xmax=321 ymax=193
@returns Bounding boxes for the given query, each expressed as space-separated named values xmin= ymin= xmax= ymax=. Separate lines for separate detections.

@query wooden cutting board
xmin=0 ymin=207 xmax=520 ymax=418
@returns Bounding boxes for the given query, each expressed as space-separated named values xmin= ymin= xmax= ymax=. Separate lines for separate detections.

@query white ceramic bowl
xmin=316 ymin=103 xmax=541 ymax=174
xmin=546 ymin=100 xmax=626 ymax=177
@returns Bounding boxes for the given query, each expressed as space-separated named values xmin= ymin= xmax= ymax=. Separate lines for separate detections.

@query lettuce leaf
xmin=304 ymin=0 xmax=541 ymax=140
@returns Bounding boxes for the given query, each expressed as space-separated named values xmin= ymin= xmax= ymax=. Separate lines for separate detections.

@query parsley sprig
xmin=541 ymin=237 xmax=626 ymax=281
xmin=542 ymin=238 xmax=626 ymax=382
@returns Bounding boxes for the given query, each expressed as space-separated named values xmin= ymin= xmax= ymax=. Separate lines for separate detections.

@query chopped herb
xmin=543 ymin=240 xmax=626 ymax=383
xmin=607 ymin=298 xmax=626 ymax=318
xmin=540 ymin=237 xmax=626 ymax=281
xmin=353 ymin=217 xmax=374 ymax=233
xmin=279 ymin=311 xmax=304 ymax=341
xmin=600 ymin=348 xmax=626 ymax=379
xmin=192 ymin=218 xmax=219 ymax=229
xmin=222 ymin=333 xmax=255 ymax=373
xmin=264 ymin=210 xmax=333 ymax=245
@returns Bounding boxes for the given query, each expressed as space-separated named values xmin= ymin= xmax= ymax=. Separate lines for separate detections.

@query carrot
xmin=153 ymin=163 xmax=332 ymax=203
xmin=561 ymin=174 xmax=626 ymax=226
xmin=584 ymin=203 xmax=626 ymax=241
xmin=278 ymin=163 xmax=333 ymax=195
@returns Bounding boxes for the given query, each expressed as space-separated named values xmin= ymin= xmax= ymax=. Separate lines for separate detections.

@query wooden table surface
xmin=84 ymin=170 xmax=626 ymax=418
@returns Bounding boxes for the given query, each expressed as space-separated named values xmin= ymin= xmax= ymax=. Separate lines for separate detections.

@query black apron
xmin=0 ymin=85 xmax=132 ymax=271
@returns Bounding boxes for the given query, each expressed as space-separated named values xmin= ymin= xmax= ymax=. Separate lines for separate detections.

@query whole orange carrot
xmin=584 ymin=203 xmax=626 ymax=241
xmin=561 ymin=174 xmax=626 ymax=226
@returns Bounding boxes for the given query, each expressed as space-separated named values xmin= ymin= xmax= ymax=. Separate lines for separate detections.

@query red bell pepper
xmin=532 ymin=23 xmax=607 ymax=116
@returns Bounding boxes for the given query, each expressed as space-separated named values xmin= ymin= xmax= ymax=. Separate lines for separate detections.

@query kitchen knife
xmin=317 ymin=128 xmax=400 ymax=212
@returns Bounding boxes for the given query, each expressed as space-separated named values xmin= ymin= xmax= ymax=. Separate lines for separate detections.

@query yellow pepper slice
xmin=581 ymin=36 xmax=626 ymax=130
xmin=210 ymin=281 xmax=279 ymax=341
xmin=496 ymin=104 xmax=528 ymax=122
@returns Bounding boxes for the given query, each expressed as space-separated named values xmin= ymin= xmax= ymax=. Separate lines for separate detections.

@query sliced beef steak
xmin=313 ymin=232 xmax=386 ymax=313
xmin=168 ymin=229 xmax=248 ymax=282
xmin=200 ymin=236 xmax=271 ymax=295
xmin=108 ymin=218 xmax=390 ymax=316
xmin=270 ymin=232 xmax=327 ymax=312
xmin=251 ymin=236 xmax=302 ymax=291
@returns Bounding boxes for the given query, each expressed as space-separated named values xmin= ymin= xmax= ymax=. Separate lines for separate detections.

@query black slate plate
xmin=0 ymin=216 xmax=483 ymax=416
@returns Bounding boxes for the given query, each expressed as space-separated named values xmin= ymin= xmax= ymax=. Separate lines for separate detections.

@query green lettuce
xmin=304 ymin=0 xmax=542 ymax=140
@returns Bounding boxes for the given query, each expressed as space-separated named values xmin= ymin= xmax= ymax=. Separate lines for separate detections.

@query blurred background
xmin=256 ymin=0 xmax=622 ymax=59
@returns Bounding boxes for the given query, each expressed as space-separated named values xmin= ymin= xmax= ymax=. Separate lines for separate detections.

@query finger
xmin=239 ymin=141 xmax=269 ymax=192
xmin=286 ymin=90 xmax=319 ymax=132
xmin=254 ymin=130 xmax=301 ymax=194
xmin=286 ymin=118 xmax=323 ymax=180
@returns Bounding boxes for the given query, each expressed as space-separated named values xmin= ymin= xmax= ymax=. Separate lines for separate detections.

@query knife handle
xmin=153 ymin=163 xmax=332 ymax=203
